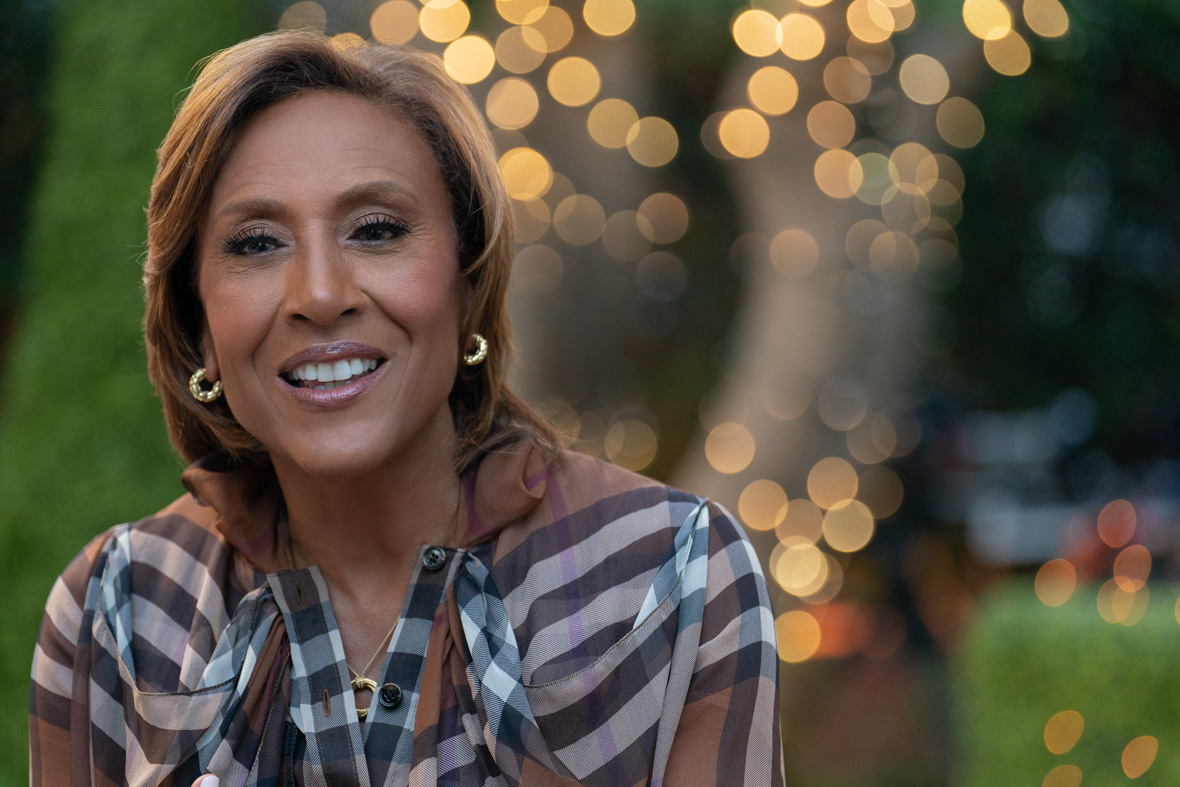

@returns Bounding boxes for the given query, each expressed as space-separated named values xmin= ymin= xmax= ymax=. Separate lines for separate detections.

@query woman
xmin=29 ymin=31 xmax=783 ymax=786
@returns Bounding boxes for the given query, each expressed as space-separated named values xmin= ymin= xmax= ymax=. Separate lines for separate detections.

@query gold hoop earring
xmin=189 ymin=368 xmax=223 ymax=403
xmin=463 ymin=333 xmax=488 ymax=366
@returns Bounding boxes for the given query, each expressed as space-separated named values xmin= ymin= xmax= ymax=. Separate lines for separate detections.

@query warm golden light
xmin=1123 ymin=736 xmax=1159 ymax=779
xmin=512 ymin=240 xmax=561 ymax=289
xmin=1097 ymin=578 xmax=1149 ymax=626
xmin=848 ymin=36 xmax=895 ymax=74
xmin=984 ymin=29 xmax=1032 ymax=75
xmin=776 ymin=498 xmax=824 ymax=543
xmin=807 ymin=456 xmax=859 ymax=510
xmin=1043 ymin=764 xmax=1082 ymax=787
xmin=770 ymin=228 xmax=819 ymax=279
xmin=814 ymin=149 xmax=864 ymax=199
xmin=499 ymin=147 xmax=552 ymax=201
xmin=779 ymin=13 xmax=826 ymax=60
xmin=279 ymin=1 xmax=326 ymax=31
xmin=604 ymin=419 xmax=658 ymax=471
xmin=497 ymin=0 xmax=548 ymax=25
xmin=486 ymin=77 xmax=540 ymax=130
xmin=857 ymin=464 xmax=903 ymax=518
xmin=1035 ymin=558 xmax=1076 ymax=607
xmin=772 ymin=539 xmax=829 ymax=596
xmin=823 ymin=499 xmax=874 ymax=552
xmin=627 ymin=116 xmax=679 ymax=167
xmin=846 ymin=0 xmax=894 ymax=43
xmin=963 ymin=0 xmax=1012 ymax=39
xmin=553 ymin=194 xmax=606 ymax=246
xmin=528 ymin=5 xmax=574 ymax=52
xmin=719 ymin=108 xmax=771 ymax=158
xmin=637 ymin=192 xmax=689 ymax=244
xmin=1098 ymin=499 xmax=1136 ymax=547
xmin=869 ymin=227 xmax=921 ymax=279
xmin=1113 ymin=544 xmax=1151 ymax=592
xmin=547 ymin=56 xmax=601 ymax=106
xmin=1024 ymin=0 xmax=1069 ymax=37
xmin=513 ymin=200 xmax=551 ymax=244
xmin=329 ymin=33 xmax=366 ymax=52
xmin=443 ymin=35 xmax=495 ymax=83
xmin=370 ymin=0 xmax=418 ymax=44
xmin=495 ymin=25 xmax=547 ymax=74
xmin=534 ymin=396 xmax=579 ymax=447
xmin=936 ymin=97 xmax=985 ymax=148
xmin=419 ymin=0 xmax=470 ymax=43
xmin=602 ymin=210 xmax=652 ymax=261
xmin=776 ymin=609 xmax=822 ymax=662
xmin=890 ymin=141 xmax=939 ymax=191
xmin=705 ymin=422 xmax=756 ymax=474
xmin=587 ymin=98 xmax=639 ymax=148
xmin=747 ymin=66 xmax=799 ymax=116
xmin=889 ymin=0 xmax=916 ymax=31
xmin=899 ymin=54 xmax=950 ymax=105
xmin=739 ymin=480 xmax=789 ymax=531
xmin=824 ymin=57 xmax=873 ymax=103
xmin=583 ymin=0 xmax=636 ymax=37
xmin=1044 ymin=710 xmax=1084 ymax=754
xmin=807 ymin=101 xmax=856 ymax=149
xmin=732 ymin=9 xmax=782 ymax=57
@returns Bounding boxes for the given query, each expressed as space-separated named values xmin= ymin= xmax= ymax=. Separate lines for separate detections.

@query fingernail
xmin=207 ymin=777 xmax=220 ymax=787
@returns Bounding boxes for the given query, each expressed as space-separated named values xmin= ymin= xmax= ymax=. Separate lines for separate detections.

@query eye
xmin=353 ymin=215 xmax=409 ymax=243
xmin=225 ymin=228 xmax=280 ymax=256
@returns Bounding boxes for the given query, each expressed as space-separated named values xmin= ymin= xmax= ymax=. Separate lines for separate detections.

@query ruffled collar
xmin=179 ymin=440 xmax=550 ymax=575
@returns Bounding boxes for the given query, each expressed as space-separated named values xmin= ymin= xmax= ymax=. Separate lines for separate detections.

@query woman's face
xmin=196 ymin=90 xmax=467 ymax=478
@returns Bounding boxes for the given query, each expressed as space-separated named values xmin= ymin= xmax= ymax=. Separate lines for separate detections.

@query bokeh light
xmin=776 ymin=609 xmax=822 ymax=662
xmin=1097 ymin=499 xmax=1135 ymax=547
xmin=962 ymin=0 xmax=1013 ymax=40
xmin=822 ymin=499 xmax=875 ymax=552
xmin=583 ymin=0 xmax=636 ymax=37
xmin=1034 ymin=558 xmax=1076 ymax=607
xmin=495 ymin=25 xmax=547 ymax=73
xmin=588 ymin=98 xmax=639 ymax=148
xmin=847 ymin=0 xmax=894 ymax=43
xmin=486 ymin=77 xmax=540 ymax=130
xmin=899 ymin=54 xmax=950 ymax=105
xmin=984 ymin=30 xmax=1032 ymax=76
xmin=496 ymin=0 xmax=547 ymax=25
xmin=824 ymin=57 xmax=873 ymax=103
xmin=719 ymin=108 xmax=771 ymax=158
xmin=1096 ymin=578 xmax=1149 ymax=626
xmin=370 ymin=0 xmax=418 ymax=44
xmin=626 ymin=116 xmax=679 ymax=167
xmin=815 ymin=149 xmax=865 ymax=199
xmin=1113 ymin=544 xmax=1151 ymax=592
xmin=499 ymin=147 xmax=552 ymax=200
xmin=1122 ymin=736 xmax=1158 ymax=779
xmin=553 ymin=194 xmax=606 ymax=245
xmin=329 ymin=33 xmax=366 ymax=52
xmin=419 ymin=0 xmax=470 ymax=43
xmin=807 ymin=101 xmax=857 ymax=149
xmin=936 ymin=97 xmax=986 ymax=148
xmin=1043 ymin=765 xmax=1082 ymax=787
xmin=772 ymin=538 xmax=830 ymax=596
xmin=747 ymin=66 xmax=799 ymax=116
xmin=1044 ymin=709 xmax=1084 ymax=754
xmin=778 ymin=13 xmax=826 ymax=61
xmin=857 ymin=465 xmax=903 ymax=518
xmin=279 ymin=1 xmax=326 ymax=31
xmin=732 ymin=9 xmax=782 ymax=58
xmin=739 ymin=479 xmax=789 ymax=531
xmin=604 ymin=418 xmax=658 ymax=471
xmin=808 ymin=456 xmax=859 ymax=509
xmin=769 ymin=228 xmax=820 ymax=279
xmin=443 ymin=35 xmax=495 ymax=83
xmin=1024 ymin=0 xmax=1069 ymax=37
xmin=602 ymin=210 xmax=652 ymax=261
xmin=705 ymin=422 xmax=756 ymax=474
xmin=529 ymin=5 xmax=574 ymax=51
xmin=776 ymin=498 xmax=825 ymax=543
xmin=547 ymin=56 xmax=601 ymax=106
xmin=637 ymin=192 xmax=689 ymax=244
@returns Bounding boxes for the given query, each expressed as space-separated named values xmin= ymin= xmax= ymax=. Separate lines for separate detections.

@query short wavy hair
xmin=144 ymin=30 xmax=554 ymax=470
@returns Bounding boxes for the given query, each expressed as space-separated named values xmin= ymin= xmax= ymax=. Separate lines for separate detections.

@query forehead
xmin=207 ymin=90 xmax=442 ymax=208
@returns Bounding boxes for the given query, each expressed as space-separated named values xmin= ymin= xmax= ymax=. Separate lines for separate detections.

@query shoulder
xmin=33 ymin=491 xmax=249 ymax=691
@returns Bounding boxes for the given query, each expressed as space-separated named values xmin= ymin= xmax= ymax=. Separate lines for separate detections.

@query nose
xmin=283 ymin=235 xmax=365 ymax=326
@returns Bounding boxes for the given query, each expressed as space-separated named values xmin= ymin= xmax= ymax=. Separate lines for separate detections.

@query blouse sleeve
xmin=661 ymin=502 xmax=785 ymax=786
xmin=29 ymin=532 xmax=111 ymax=787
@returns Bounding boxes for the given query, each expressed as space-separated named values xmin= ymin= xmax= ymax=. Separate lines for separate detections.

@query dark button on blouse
xmin=379 ymin=683 xmax=403 ymax=710
xmin=422 ymin=546 xmax=446 ymax=571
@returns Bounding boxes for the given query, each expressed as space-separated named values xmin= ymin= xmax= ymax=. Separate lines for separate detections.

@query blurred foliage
xmin=944 ymin=0 xmax=1180 ymax=464
xmin=0 ymin=0 xmax=260 ymax=780
xmin=956 ymin=582 xmax=1180 ymax=784
xmin=0 ymin=0 xmax=52 ymax=312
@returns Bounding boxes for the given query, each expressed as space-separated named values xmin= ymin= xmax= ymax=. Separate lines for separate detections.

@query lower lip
xmin=280 ymin=363 xmax=387 ymax=408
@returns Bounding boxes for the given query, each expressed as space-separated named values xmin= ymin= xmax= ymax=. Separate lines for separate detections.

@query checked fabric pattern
xmin=31 ymin=443 xmax=784 ymax=786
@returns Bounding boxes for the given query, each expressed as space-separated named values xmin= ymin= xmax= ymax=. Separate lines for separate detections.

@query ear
xmin=199 ymin=324 xmax=221 ymax=383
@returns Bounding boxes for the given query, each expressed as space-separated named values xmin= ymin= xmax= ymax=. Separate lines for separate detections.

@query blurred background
xmin=2 ymin=0 xmax=1179 ymax=783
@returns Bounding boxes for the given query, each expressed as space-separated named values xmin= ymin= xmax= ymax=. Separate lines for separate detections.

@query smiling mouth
xmin=281 ymin=357 xmax=384 ymax=390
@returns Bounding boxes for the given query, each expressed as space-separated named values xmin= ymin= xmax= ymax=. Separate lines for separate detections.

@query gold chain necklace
xmin=347 ymin=616 xmax=399 ymax=719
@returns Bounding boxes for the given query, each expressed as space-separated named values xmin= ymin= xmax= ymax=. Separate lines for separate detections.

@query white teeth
xmin=333 ymin=359 xmax=352 ymax=380
xmin=288 ymin=357 xmax=380 ymax=388
xmin=317 ymin=362 xmax=334 ymax=382
xmin=303 ymin=363 xmax=318 ymax=381
xmin=350 ymin=358 xmax=364 ymax=376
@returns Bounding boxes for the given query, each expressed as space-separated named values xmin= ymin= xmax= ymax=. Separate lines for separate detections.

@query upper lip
xmin=278 ymin=341 xmax=386 ymax=375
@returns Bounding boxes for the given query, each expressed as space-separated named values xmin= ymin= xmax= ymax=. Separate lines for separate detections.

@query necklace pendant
xmin=351 ymin=675 xmax=378 ymax=693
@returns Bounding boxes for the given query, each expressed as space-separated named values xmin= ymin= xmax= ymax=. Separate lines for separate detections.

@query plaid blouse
xmin=30 ymin=442 xmax=783 ymax=786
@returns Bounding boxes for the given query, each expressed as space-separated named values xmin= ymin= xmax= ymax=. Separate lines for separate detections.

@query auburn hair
xmin=144 ymin=30 xmax=555 ymax=470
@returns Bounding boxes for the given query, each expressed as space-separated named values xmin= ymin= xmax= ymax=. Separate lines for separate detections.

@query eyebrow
xmin=212 ymin=181 xmax=420 ymax=222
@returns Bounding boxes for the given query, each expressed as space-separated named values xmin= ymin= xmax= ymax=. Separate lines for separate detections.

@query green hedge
xmin=956 ymin=581 xmax=1180 ymax=785
xmin=0 ymin=1 xmax=258 ymax=782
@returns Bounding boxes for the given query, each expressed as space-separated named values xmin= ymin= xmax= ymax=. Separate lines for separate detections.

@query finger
xmin=191 ymin=776 xmax=220 ymax=787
